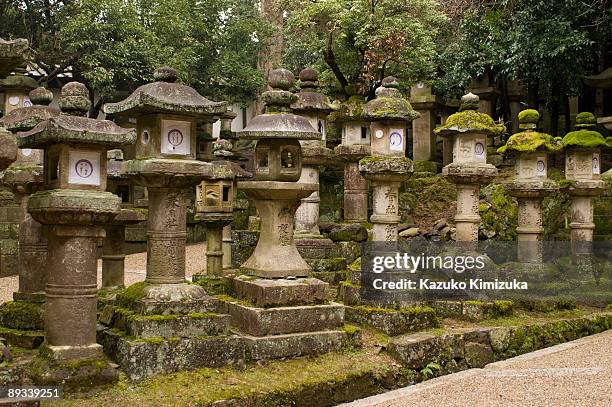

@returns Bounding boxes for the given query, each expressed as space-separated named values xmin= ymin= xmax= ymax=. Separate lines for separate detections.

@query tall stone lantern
xmin=331 ymin=93 xmax=371 ymax=223
xmin=498 ymin=109 xmax=561 ymax=262
xmin=434 ymin=93 xmax=504 ymax=241
xmin=291 ymin=68 xmax=334 ymax=242
xmin=223 ymin=69 xmax=345 ymax=355
xmin=18 ymin=82 xmax=135 ymax=361
xmin=103 ymin=66 xmax=232 ymax=300
xmin=562 ymin=112 xmax=609 ymax=254
xmin=0 ymin=87 xmax=56 ymax=348
xmin=359 ymin=77 xmax=417 ymax=241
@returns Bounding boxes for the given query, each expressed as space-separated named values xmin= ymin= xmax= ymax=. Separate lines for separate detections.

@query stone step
xmin=232 ymin=275 xmax=328 ymax=307
xmin=296 ymin=238 xmax=337 ymax=259
xmin=345 ymin=305 xmax=438 ymax=336
xmin=244 ymin=330 xmax=347 ymax=360
xmin=97 ymin=326 xmax=246 ymax=382
xmin=123 ymin=297 xmax=220 ymax=315
xmin=223 ymin=301 xmax=345 ymax=336
xmin=100 ymin=306 xmax=230 ymax=338
xmin=0 ymin=327 xmax=43 ymax=349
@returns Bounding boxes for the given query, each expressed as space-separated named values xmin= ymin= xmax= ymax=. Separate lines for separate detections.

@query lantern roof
xmin=238 ymin=68 xmax=320 ymax=140
xmin=291 ymin=68 xmax=334 ymax=114
xmin=498 ymin=109 xmax=562 ymax=155
xmin=0 ymin=38 xmax=29 ymax=78
xmin=18 ymin=82 xmax=135 ymax=149
xmin=562 ymin=112 xmax=611 ymax=149
xmin=103 ymin=66 xmax=227 ymax=118
xmin=364 ymin=76 xmax=420 ymax=122
xmin=435 ymin=93 xmax=505 ymax=138
xmin=0 ymin=87 xmax=60 ymax=132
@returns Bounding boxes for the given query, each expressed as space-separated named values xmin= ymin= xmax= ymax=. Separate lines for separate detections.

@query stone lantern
xmin=291 ymin=68 xmax=334 ymax=245
xmin=0 ymin=87 xmax=58 ymax=348
xmin=498 ymin=109 xmax=561 ymax=262
xmin=223 ymin=69 xmax=345 ymax=354
xmin=359 ymin=76 xmax=418 ymax=241
xmin=562 ymin=112 xmax=609 ymax=254
xmin=0 ymin=69 xmax=38 ymax=116
xmin=101 ymin=150 xmax=147 ymax=290
xmin=18 ymin=82 xmax=135 ymax=362
xmin=331 ymin=93 xmax=371 ymax=223
xmin=103 ymin=66 xmax=233 ymax=300
xmin=195 ymin=170 xmax=235 ymax=276
xmin=0 ymin=38 xmax=29 ymax=79
xmin=410 ymin=82 xmax=441 ymax=172
xmin=434 ymin=93 xmax=503 ymax=242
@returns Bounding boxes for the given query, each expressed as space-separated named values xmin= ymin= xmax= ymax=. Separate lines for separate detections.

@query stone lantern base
xmin=567 ymin=180 xmax=606 ymax=255
xmin=196 ymin=212 xmax=233 ymax=277
xmin=334 ymin=144 xmax=371 ymax=224
xmin=506 ymin=179 xmax=557 ymax=263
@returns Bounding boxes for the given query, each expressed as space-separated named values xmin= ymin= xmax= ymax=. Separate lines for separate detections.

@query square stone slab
xmin=225 ymin=301 xmax=344 ymax=336
xmin=232 ymin=275 xmax=329 ymax=307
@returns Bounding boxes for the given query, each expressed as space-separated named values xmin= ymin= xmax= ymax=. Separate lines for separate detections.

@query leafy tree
xmin=283 ymin=0 xmax=448 ymax=98
xmin=0 ymin=0 xmax=271 ymax=115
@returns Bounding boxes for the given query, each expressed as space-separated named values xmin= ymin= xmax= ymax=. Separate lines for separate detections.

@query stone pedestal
xmin=222 ymin=224 xmax=232 ymax=269
xmin=410 ymin=85 xmax=440 ymax=167
xmin=507 ymin=184 xmax=556 ymax=263
xmin=198 ymin=213 xmax=233 ymax=277
xmin=295 ymin=145 xmax=332 ymax=238
xmin=445 ymin=165 xmax=497 ymax=242
xmin=101 ymin=208 xmax=147 ymax=288
xmin=239 ymin=181 xmax=317 ymax=278
xmin=567 ymin=182 xmax=605 ymax=255
xmin=334 ymin=144 xmax=370 ymax=223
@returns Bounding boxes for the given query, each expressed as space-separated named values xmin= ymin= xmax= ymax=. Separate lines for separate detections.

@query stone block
xmin=345 ymin=306 xmax=438 ymax=336
xmin=0 ymin=326 xmax=44 ymax=349
xmin=328 ymin=224 xmax=368 ymax=242
xmin=296 ymin=238 xmax=336 ymax=259
xmin=119 ymin=312 xmax=230 ymax=338
xmin=244 ymin=330 xmax=346 ymax=360
xmin=97 ymin=327 xmax=246 ymax=382
xmin=305 ymin=257 xmax=347 ymax=272
xmin=225 ymin=301 xmax=344 ymax=336
xmin=232 ymin=276 xmax=329 ymax=307
xmin=118 ymin=297 xmax=219 ymax=316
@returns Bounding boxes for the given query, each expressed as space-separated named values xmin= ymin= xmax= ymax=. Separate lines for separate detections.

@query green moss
xmin=195 ymin=276 xmax=233 ymax=296
xmin=562 ymin=129 xmax=607 ymax=148
xmin=434 ymin=110 xmax=505 ymax=136
xmin=479 ymin=184 xmax=517 ymax=240
xmin=343 ymin=324 xmax=361 ymax=336
xmin=575 ymin=112 xmax=596 ymax=125
xmin=518 ymin=109 xmax=540 ymax=123
xmin=117 ymin=281 xmax=150 ymax=307
xmin=327 ymin=95 xmax=367 ymax=122
xmin=363 ymin=97 xmax=419 ymax=121
xmin=498 ymin=130 xmax=562 ymax=155
xmin=340 ymin=281 xmax=361 ymax=288
xmin=0 ymin=301 xmax=44 ymax=331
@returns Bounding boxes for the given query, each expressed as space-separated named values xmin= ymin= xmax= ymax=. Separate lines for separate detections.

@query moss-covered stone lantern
xmin=17 ymin=82 xmax=135 ymax=363
xmin=498 ymin=109 xmax=561 ymax=262
xmin=435 ymin=93 xmax=503 ymax=242
xmin=359 ymin=76 xmax=417 ymax=241
xmin=0 ymin=38 xmax=28 ymax=79
xmin=562 ymin=112 xmax=610 ymax=253
xmin=291 ymin=68 xmax=334 ymax=242
xmin=103 ymin=66 xmax=233 ymax=300
xmin=331 ymin=92 xmax=371 ymax=223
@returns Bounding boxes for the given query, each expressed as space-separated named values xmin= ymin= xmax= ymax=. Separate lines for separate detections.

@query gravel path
xmin=341 ymin=330 xmax=612 ymax=407
xmin=0 ymin=242 xmax=207 ymax=304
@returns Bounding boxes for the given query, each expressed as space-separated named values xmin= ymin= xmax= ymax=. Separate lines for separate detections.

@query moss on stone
xmin=434 ymin=110 xmax=505 ymax=136
xmin=518 ymin=109 xmax=540 ymax=123
xmin=363 ymin=97 xmax=420 ymax=121
xmin=498 ymin=130 xmax=562 ymax=155
xmin=562 ymin=129 xmax=607 ymax=148
xmin=479 ymin=184 xmax=518 ymax=240
xmin=575 ymin=111 xmax=596 ymax=125
xmin=0 ymin=301 xmax=44 ymax=331
xmin=327 ymin=95 xmax=367 ymax=122
xmin=117 ymin=281 xmax=150 ymax=307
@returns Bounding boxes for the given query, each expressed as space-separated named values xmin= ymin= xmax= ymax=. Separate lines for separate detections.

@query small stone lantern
xmin=562 ymin=112 xmax=609 ymax=254
xmin=0 ymin=38 xmax=29 ymax=79
xmin=331 ymin=93 xmax=371 ymax=223
xmin=498 ymin=109 xmax=561 ymax=262
xmin=434 ymin=93 xmax=503 ymax=242
xmin=359 ymin=76 xmax=418 ymax=241
xmin=19 ymin=82 xmax=135 ymax=361
xmin=291 ymin=68 xmax=334 ymax=240
xmin=103 ymin=66 xmax=233 ymax=301
xmin=237 ymin=68 xmax=321 ymax=277
xmin=0 ymin=68 xmax=38 ymax=115
xmin=195 ymin=173 xmax=235 ymax=276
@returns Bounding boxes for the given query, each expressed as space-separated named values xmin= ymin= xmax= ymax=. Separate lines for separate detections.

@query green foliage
xmin=575 ymin=112 xmax=597 ymax=125
xmin=518 ymin=109 xmax=540 ymax=123
xmin=283 ymin=0 xmax=447 ymax=96
xmin=419 ymin=362 xmax=441 ymax=379
xmin=479 ymin=184 xmax=518 ymax=240
xmin=0 ymin=0 xmax=271 ymax=105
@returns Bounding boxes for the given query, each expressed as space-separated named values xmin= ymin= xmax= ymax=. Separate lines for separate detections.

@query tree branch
xmin=322 ymin=31 xmax=349 ymax=93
